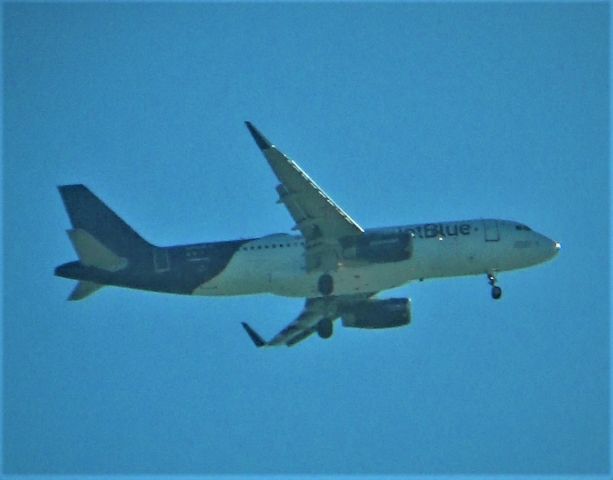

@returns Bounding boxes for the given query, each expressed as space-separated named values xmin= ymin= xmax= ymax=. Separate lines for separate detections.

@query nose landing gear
xmin=488 ymin=273 xmax=502 ymax=300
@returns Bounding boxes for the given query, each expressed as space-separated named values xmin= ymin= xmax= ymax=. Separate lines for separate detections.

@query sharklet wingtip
xmin=241 ymin=322 xmax=268 ymax=348
xmin=245 ymin=121 xmax=273 ymax=150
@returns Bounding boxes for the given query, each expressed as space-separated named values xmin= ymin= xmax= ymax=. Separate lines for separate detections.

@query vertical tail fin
xmin=58 ymin=184 xmax=152 ymax=260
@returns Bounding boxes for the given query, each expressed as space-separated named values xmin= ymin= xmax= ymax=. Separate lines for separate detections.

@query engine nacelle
xmin=341 ymin=231 xmax=412 ymax=264
xmin=341 ymin=298 xmax=411 ymax=329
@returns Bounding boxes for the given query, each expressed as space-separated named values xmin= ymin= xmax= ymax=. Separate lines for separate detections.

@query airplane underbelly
xmin=269 ymin=261 xmax=413 ymax=297
xmin=194 ymin=259 xmax=413 ymax=298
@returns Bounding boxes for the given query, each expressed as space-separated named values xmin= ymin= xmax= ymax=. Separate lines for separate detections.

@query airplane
xmin=55 ymin=122 xmax=560 ymax=348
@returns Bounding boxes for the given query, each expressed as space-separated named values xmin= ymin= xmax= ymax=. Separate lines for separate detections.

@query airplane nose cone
xmin=548 ymin=239 xmax=561 ymax=259
xmin=537 ymin=234 xmax=560 ymax=261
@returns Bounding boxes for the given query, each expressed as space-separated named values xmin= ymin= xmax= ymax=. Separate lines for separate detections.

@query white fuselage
xmin=192 ymin=219 xmax=559 ymax=298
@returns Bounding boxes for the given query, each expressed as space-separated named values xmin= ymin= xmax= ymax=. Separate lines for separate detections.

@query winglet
xmin=245 ymin=121 xmax=273 ymax=150
xmin=241 ymin=322 xmax=268 ymax=348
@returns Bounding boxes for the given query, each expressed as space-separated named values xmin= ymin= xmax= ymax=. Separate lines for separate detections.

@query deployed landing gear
xmin=318 ymin=273 xmax=334 ymax=296
xmin=491 ymin=285 xmax=502 ymax=300
xmin=317 ymin=318 xmax=333 ymax=339
xmin=487 ymin=273 xmax=502 ymax=300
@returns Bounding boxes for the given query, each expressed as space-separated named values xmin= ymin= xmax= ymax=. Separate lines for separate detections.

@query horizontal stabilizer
xmin=67 ymin=228 xmax=127 ymax=271
xmin=68 ymin=280 xmax=103 ymax=301
xmin=241 ymin=322 xmax=267 ymax=348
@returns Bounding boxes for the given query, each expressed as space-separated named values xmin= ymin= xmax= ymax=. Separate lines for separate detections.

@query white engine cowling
xmin=341 ymin=298 xmax=411 ymax=329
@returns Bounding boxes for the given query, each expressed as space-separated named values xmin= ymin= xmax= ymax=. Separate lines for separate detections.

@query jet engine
xmin=341 ymin=231 xmax=412 ymax=264
xmin=341 ymin=298 xmax=411 ymax=329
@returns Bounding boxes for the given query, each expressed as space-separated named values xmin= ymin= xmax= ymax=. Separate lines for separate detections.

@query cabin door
xmin=483 ymin=220 xmax=500 ymax=242
xmin=153 ymin=249 xmax=170 ymax=272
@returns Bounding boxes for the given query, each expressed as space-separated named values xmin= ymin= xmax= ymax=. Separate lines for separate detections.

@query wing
xmin=241 ymin=294 xmax=373 ymax=348
xmin=245 ymin=122 xmax=364 ymax=271
xmin=241 ymin=298 xmax=324 ymax=347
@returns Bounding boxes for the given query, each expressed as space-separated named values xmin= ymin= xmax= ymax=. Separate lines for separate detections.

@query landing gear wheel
xmin=317 ymin=318 xmax=333 ymax=339
xmin=491 ymin=285 xmax=502 ymax=300
xmin=487 ymin=273 xmax=502 ymax=300
xmin=318 ymin=273 xmax=334 ymax=296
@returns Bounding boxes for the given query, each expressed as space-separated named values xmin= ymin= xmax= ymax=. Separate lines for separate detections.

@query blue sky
xmin=2 ymin=2 xmax=609 ymax=477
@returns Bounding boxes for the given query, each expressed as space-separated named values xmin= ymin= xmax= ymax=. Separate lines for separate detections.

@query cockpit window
xmin=515 ymin=224 xmax=532 ymax=231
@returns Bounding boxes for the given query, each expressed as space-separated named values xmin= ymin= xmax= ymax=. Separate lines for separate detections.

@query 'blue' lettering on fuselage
xmin=407 ymin=223 xmax=473 ymax=239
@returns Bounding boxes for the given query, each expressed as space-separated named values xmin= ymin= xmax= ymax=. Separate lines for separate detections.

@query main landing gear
xmin=317 ymin=318 xmax=333 ymax=339
xmin=488 ymin=273 xmax=502 ymax=300
xmin=318 ymin=273 xmax=334 ymax=296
